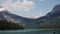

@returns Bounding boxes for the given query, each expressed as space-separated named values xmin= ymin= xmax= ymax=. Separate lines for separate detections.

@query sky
xmin=0 ymin=0 xmax=60 ymax=18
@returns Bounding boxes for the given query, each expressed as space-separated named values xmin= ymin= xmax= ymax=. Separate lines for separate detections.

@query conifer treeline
xmin=0 ymin=20 xmax=24 ymax=30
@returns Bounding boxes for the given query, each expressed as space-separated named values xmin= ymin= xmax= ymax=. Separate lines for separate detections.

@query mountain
xmin=0 ymin=4 xmax=60 ymax=29
xmin=37 ymin=4 xmax=60 ymax=22
xmin=0 ymin=9 xmax=36 ymax=29
xmin=0 ymin=12 xmax=5 ymax=20
xmin=34 ymin=4 xmax=60 ymax=29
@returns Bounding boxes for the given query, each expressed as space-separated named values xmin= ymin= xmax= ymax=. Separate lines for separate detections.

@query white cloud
xmin=1 ymin=0 xmax=35 ymax=11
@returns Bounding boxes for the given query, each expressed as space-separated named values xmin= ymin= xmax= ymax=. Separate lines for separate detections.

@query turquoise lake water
xmin=0 ymin=29 xmax=60 ymax=34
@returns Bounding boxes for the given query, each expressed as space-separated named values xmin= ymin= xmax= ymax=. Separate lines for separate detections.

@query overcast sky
xmin=0 ymin=0 xmax=60 ymax=18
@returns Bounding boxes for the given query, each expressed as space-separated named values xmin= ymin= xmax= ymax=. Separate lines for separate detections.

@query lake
xmin=0 ymin=29 xmax=60 ymax=34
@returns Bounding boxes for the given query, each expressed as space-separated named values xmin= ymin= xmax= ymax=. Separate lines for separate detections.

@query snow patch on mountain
xmin=0 ymin=6 xmax=6 ymax=11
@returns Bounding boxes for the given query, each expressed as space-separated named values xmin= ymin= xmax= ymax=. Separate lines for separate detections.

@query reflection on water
xmin=0 ymin=29 xmax=60 ymax=34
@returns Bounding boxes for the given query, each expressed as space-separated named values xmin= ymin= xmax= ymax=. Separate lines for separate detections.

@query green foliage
xmin=0 ymin=20 xmax=24 ymax=30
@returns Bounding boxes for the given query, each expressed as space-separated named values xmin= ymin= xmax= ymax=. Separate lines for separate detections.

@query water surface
xmin=0 ymin=29 xmax=60 ymax=34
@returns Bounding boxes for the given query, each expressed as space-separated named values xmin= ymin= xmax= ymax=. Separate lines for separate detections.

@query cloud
xmin=1 ymin=0 xmax=35 ymax=11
